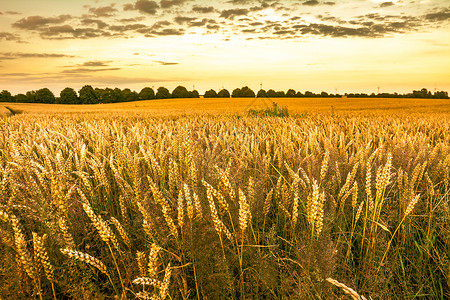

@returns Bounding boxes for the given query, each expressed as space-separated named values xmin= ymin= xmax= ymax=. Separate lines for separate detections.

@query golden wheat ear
xmin=60 ymin=248 xmax=108 ymax=275
xmin=326 ymin=278 xmax=367 ymax=300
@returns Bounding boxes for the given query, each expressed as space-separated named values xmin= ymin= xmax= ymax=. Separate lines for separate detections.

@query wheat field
xmin=0 ymin=100 xmax=449 ymax=299
xmin=2 ymin=97 xmax=450 ymax=116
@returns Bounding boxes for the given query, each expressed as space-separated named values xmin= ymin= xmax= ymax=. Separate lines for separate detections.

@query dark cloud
xmin=226 ymin=0 xmax=256 ymax=4
xmin=206 ymin=24 xmax=220 ymax=30
xmin=3 ymin=11 xmax=21 ymax=15
xmin=123 ymin=3 xmax=135 ymax=11
xmin=192 ymin=6 xmax=215 ymax=13
xmin=160 ymin=0 xmax=190 ymax=9
xmin=150 ymin=28 xmax=184 ymax=36
xmin=38 ymin=25 xmax=117 ymax=39
xmin=118 ymin=17 xmax=145 ymax=22
xmin=13 ymin=15 xmax=72 ymax=30
xmin=220 ymin=9 xmax=249 ymax=19
xmin=0 ymin=52 xmax=75 ymax=59
xmin=88 ymin=5 xmax=118 ymax=17
xmin=380 ymin=2 xmax=395 ymax=8
xmin=125 ymin=0 xmax=160 ymax=15
xmin=154 ymin=60 xmax=179 ymax=65
xmin=174 ymin=16 xmax=196 ymax=24
xmin=62 ymin=67 xmax=121 ymax=74
xmin=188 ymin=19 xmax=207 ymax=27
xmin=0 ymin=32 xmax=21 ymax=42
xmin=8 ymin=1 xmax=450 ymax=43
xmin=151 ymin=20 xmax=172 ymax=29
xmin=424 ymin=8 xmax=450 ymax=22
xmin=79 ymin=61 xmax=112 ymax=67
xmin=81 ymin=18 xmax=109 ymax=29
xmin=303 ymin=0 xmax=320 ymax=6
xmin=109 ymin=23 xmax=148 ymax=32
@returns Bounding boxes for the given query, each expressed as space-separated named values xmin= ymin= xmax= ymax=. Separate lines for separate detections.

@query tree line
xmin=0 ymin=86 xmax=448 ymax=104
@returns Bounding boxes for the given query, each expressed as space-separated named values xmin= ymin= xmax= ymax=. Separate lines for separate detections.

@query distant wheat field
xmin=0 ymin=99 xmax=449 ymax=299
xmin=1 ymin=97 xmax=450 ymax=116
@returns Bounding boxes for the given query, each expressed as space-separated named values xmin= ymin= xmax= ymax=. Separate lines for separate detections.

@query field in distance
xmin=1 ymin=97 xmax=450 ymax=116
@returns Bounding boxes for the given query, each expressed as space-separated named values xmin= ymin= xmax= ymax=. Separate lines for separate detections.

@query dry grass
xmin=0 ymin=103 xmax=449 ymax=299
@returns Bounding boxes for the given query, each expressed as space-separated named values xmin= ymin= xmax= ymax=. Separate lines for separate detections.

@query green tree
xmin=171 ymin=86 xmax=189 ymax=98
xmin=79 ymin=85 xmax=98 ymax=104
xmin=36 ymin=88 xmax=55 ymax=103
xmin=204 ymin=89 xmax=218 ymax=98
xmin=25 ymin=91 xmax=36 ymax=103
xmin=257 ymin=89 xmax=267 ymax=98
xmin=155 ymin=87 xmax=171 ymax=99
xmin=94 ymin=88 xmax=117 ymax=103
xmin=0 ymin=90 xmax=13 ymax=102
xmin=59 ymin=87 xmax=78 ymax=104
xmin=122 ymin=88 xmax=139 ymax=102
xmin=188 ymin=90 xmax=199 ymax=98
xmin=231 ymin=88 xmax=241 ymax=98
xmin=275 ymin=91 xmax=285 ymax=97
xmin=14 ymin=94 xmax=27 ymax=103
xmin=266 ymin=89 xmax=276 ymax=98
xmin=139 ymin=87 xmax=155 ymax=100
xmin=217 ymin=89 xmax=230 ymax=98
xmin=434 ymin=91 xmax=448 ymax=99
xmin=113 ymin=88 xmax=124 ymax=103
xmin=241 ymin=86 xmax=255 ymax=98
xmin=286 ymin=89 xmax=296 ymax=97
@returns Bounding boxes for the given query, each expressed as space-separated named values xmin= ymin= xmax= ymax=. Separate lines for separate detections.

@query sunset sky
xmin=0 ymin=0 xmax=449 ymax=95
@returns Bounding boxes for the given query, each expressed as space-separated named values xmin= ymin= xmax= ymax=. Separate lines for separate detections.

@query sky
xmin=0 ymin=0 xmax=449 ymax=95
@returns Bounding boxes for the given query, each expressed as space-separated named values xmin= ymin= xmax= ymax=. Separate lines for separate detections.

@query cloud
xmin=130 ymin=0 xmax=160 ymax=15
xmin=38 ymin=25 xmax=116 ymax=39
xmin=189 ymin=19 xmax=208 ymax=27
xmin=88 ymin=4 xmax=118 ymax=17
xmin=0 ymin=32 xmax=22 ymax=42
xmin=154 ymin=60 xmax=179 ymax=65
xmin=226 ymin=0 xmax=256 ymax=4
xmin=81 ymin=18 xmax=109 ymax=29
xmin=13 ymin=15 xmax=72 ymax=30
xmin=174 ymin=16 xmax=196 ymax=24
xmin=192 ymin=6 xmax=215 ymax=13
xmin=160 ymin=0 xmax=190 ymax=9
xmin=61 ymin=67 xmax=121 ymax=74
xmin=220 ymin=8 xmax=249 ymax=19
xmin=424 ymin=8 xmax=450 ymax=22
xmin=303 ymin=0 xmax=320 ymax=6
xmin=118 ymin=17 xmax=145 ymax=22
xmin=109 ymin=23 xmax=148 ymax=32
xmin=149 ymin=28 xmax=184 ymax=36
xmin=379 ymin=2 xmax=395 ymax=8
xmin=123 ymin=3 xmax=135 ymax=11
xmin=0 ymin=52 xmax=75 ymax=60
xmin=79 ymin=61 xmax=112 ymax=67
xmin=3 ymin=11 xmax=21 ymax=15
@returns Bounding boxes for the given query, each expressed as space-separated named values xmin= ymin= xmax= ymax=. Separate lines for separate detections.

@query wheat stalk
xmin=148 ymin=243 xmax=161 ymax=278
xmin=238 ymin=188 xmax=251 ymax=234
xmin=109 ymin=217 xmax=131 ymax=248
xmin=326 ymin=278 xmax=367 ymax=300
xmin=60 ymin=248 xmax=108 ymax=275
xmin=32 ymin=233 xmax=54 ymax=281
